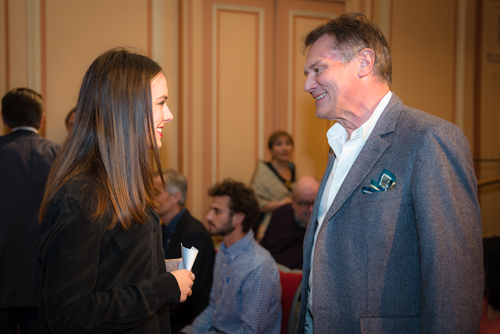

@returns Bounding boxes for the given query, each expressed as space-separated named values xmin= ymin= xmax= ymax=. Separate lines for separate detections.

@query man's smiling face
xmin=303 ymin=34 xmax=360 ymax=122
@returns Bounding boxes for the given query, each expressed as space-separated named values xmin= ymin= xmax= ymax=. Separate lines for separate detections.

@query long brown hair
xmin=39 ymin=48 xmax=164 ymax=230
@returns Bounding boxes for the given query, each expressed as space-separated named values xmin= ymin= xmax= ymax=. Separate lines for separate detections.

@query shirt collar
xmin=220 ymin=230 xmax=254 ymax=259
xmin=162 ymin=207 xmax=186 ymax=235
xmin=12 ymin=126 xmax=38 ymax=134
xmin=326 ymin=91 xmax=392 ymax=155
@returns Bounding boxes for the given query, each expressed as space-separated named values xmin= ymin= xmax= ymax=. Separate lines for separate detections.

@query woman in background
xmin=250 ymin=131 xmax=295 ymax=240
xmin=36 ymin=48 xmax=193 ymax=334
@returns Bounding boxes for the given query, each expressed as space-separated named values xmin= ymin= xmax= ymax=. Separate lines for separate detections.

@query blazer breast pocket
xmin=356 ymin=185 xmax=403 ymax=227
xmin=361 ymin=184 xmax=401 ymax=201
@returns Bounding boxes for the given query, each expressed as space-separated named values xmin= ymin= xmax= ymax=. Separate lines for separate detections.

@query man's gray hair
xmin=159 ymin=169 xmax=188 ymax=206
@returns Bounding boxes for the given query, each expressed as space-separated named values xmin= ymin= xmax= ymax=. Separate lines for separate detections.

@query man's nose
xmin=303 ymin=74 xmax=317 ymax=93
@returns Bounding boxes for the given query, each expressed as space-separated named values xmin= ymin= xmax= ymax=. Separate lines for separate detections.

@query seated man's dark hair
xmin=208 ymin=179 xmax=260 ymax=233
xmin=1 ymin=88 xmax=44 ymax=129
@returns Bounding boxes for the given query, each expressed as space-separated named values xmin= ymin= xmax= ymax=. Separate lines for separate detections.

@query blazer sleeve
xmin=37 ymin=192 xmax=181 ymax=334
xmin=411 ymin=121 xmax=483 ymax=333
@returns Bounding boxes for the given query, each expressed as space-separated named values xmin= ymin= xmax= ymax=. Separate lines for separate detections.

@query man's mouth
xmin=315 ymin=92 xmax=327 ymax=100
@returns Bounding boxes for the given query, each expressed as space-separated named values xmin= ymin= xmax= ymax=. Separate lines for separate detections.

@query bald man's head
xmin=292 ymin=176 xmax=320 ymax=227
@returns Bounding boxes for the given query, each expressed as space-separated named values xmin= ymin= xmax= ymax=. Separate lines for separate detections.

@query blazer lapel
xmin=321 ymin=94 xmax=403 ymax=225
xmin=304 ymin=148 xmax=336 ymax=257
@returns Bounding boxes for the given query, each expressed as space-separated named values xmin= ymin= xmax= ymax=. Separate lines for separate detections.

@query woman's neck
xmin=271 ymin=157 xmax=289 ymax=170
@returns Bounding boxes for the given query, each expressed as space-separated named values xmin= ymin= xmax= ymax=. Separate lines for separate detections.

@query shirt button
xmin=335 ymin=186 xmax=339 ymax=191
xmin=219 ymin=281 xmax=222 ymax=285
xmin=223 ymin=264 xmax=226 ymax=267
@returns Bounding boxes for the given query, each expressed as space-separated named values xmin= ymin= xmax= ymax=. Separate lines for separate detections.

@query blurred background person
xmin=153 ymin=169 xmax=215 ymax=333
xmin=36 ymin=48 xmax=193 ymax=334
xmin=0 ymin=88 xmax=60 ymax=334
xmin=250 ymin=130 xmax=295 ymax=241
xmin=64 ymin=107 xmax=76 ymax=134
xmin=260 ymin=176 xmax=319 ymax=270
xmin=181 ymin=179 xmax=282 ymax=334
xmin=481 ymin=237 xmax=500 ymax=334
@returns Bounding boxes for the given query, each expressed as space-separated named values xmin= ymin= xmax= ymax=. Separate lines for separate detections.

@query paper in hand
xmin=178 ymin=243 xmax=199 ymax=271
xmin=165 ymin=258 xmax=181 ymax=272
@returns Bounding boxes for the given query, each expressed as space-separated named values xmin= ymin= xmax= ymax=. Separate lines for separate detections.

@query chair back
xmin=279 ymin=270 xmax=303 ymax=334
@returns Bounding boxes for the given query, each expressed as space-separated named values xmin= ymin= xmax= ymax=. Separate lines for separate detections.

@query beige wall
xmin=2 ymin=0 xmax=496 ymax=234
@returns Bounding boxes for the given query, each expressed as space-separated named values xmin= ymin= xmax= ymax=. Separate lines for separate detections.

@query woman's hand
xmin=171 ymin=270 xmax=195 ymax=303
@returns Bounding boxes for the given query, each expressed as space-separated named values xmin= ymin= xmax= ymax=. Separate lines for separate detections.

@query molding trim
xmin=211 ymin=3 xmax=265 ymax=183
xmin=151 ymin=0 xmax=164 ymax=68
xmin=27 ymin=0 xmax=41 ymax=92
xmin=455 ymin=0 xmax=466 ymax=129
xmin=379 ymin=0 xmax=391 ymax=43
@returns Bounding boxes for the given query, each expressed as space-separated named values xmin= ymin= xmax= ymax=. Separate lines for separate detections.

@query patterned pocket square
xmin=362 ymin=169 xmax=396 ymax=194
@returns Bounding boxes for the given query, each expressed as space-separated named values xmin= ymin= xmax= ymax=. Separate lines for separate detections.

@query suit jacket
xmin=164 ymin=210 xmax=215 ymax=333
xmin=37 ymin=177 xmax=180 ymax=333
xmin=0 ymin=130 xmax=59 ymax=308
xmin=298 ymin=94 xmax=483 ymax=334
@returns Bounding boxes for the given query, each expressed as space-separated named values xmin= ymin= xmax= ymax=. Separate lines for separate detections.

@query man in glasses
xmin=260 ymin=176 xmax=320 ymax=270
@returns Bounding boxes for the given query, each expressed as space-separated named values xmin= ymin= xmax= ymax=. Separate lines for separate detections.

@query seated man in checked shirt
xmin=181 ymin=179 xmax=282 ymax=334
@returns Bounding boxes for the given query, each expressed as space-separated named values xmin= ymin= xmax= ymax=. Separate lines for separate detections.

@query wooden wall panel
xmin=391 ymin=0 xmax=456 ymax=123
xmin=6 ymin=0 xmax=29 ymax=91
xmin=216 ymin=9 xmax=260 ymax=183
xmin=44 ymin=0 xmax=150 ymax=143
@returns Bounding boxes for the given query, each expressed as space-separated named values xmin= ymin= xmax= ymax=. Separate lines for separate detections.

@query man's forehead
xmin=210 ymin=195 xmax=231 ymax=208
xmin=305 ymin=43 xmax=343 ymax=69
xmin=307 ymin=48 xmax=342 ymax=62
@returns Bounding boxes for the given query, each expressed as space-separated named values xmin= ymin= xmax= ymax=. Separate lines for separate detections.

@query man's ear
xmin=358 ymin=48 xmax=375 ymax=78
xmin=231 ymin=212 xmax=245 ymax=227
xmin=40 ymin=112 xmax=45 ymax=128
xmin=173 ymin=191 xmax=182 ymax=204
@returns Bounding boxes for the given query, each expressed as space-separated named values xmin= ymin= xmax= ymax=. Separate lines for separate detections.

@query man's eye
xmin=314 ymin=68 xmax=320 ymax=73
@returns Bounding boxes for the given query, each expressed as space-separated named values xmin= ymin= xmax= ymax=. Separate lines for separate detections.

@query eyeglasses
xmin=294 ymin=200 xmax=315 ymax=208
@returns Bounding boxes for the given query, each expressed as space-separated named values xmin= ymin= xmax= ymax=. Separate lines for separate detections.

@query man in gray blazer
xmin=298 ymin=13 xmax=483 ymax=333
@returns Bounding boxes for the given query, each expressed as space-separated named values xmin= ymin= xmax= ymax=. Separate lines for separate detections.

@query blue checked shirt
xmin=181 ymin=230 xmax=281 ymax=334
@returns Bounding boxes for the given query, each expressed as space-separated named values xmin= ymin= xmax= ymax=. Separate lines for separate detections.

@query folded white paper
xmin=178 ymin=244 xmax=198 ymax=271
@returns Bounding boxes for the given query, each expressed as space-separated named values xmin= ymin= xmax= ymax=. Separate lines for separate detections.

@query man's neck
xmin=160 ymin=206 xmax=182 ymax=226
xmin=222 ymin=229 xmax=246 ymax=248
xmin=341 ymin=85 xmax=390 ymax=139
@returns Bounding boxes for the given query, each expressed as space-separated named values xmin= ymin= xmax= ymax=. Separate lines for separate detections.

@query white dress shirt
xmin=307 ymin=91 xmax=392 ymax=311
xmin=12 ymin=126 xmax=38 ymax=133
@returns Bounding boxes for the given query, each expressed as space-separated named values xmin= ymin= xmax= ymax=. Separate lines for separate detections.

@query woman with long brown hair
xmin=36 ymin=48 xmax=193 ymax=334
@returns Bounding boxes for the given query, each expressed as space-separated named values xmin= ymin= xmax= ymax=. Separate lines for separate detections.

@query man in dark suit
xmin=0 ymin=88 xmax=60 ymax=334
xmin=153 ymin=169 xmax=215 ymax=333
xmin=298 ymin=13 xmax=483 ymax=333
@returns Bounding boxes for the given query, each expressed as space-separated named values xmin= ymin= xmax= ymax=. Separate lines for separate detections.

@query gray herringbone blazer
xmin=297 ymin=94 xmax=483 ymax=334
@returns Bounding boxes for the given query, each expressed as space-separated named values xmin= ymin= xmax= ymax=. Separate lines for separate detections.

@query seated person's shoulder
xmin=252 ymin=241 xmax=280 ymax=272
